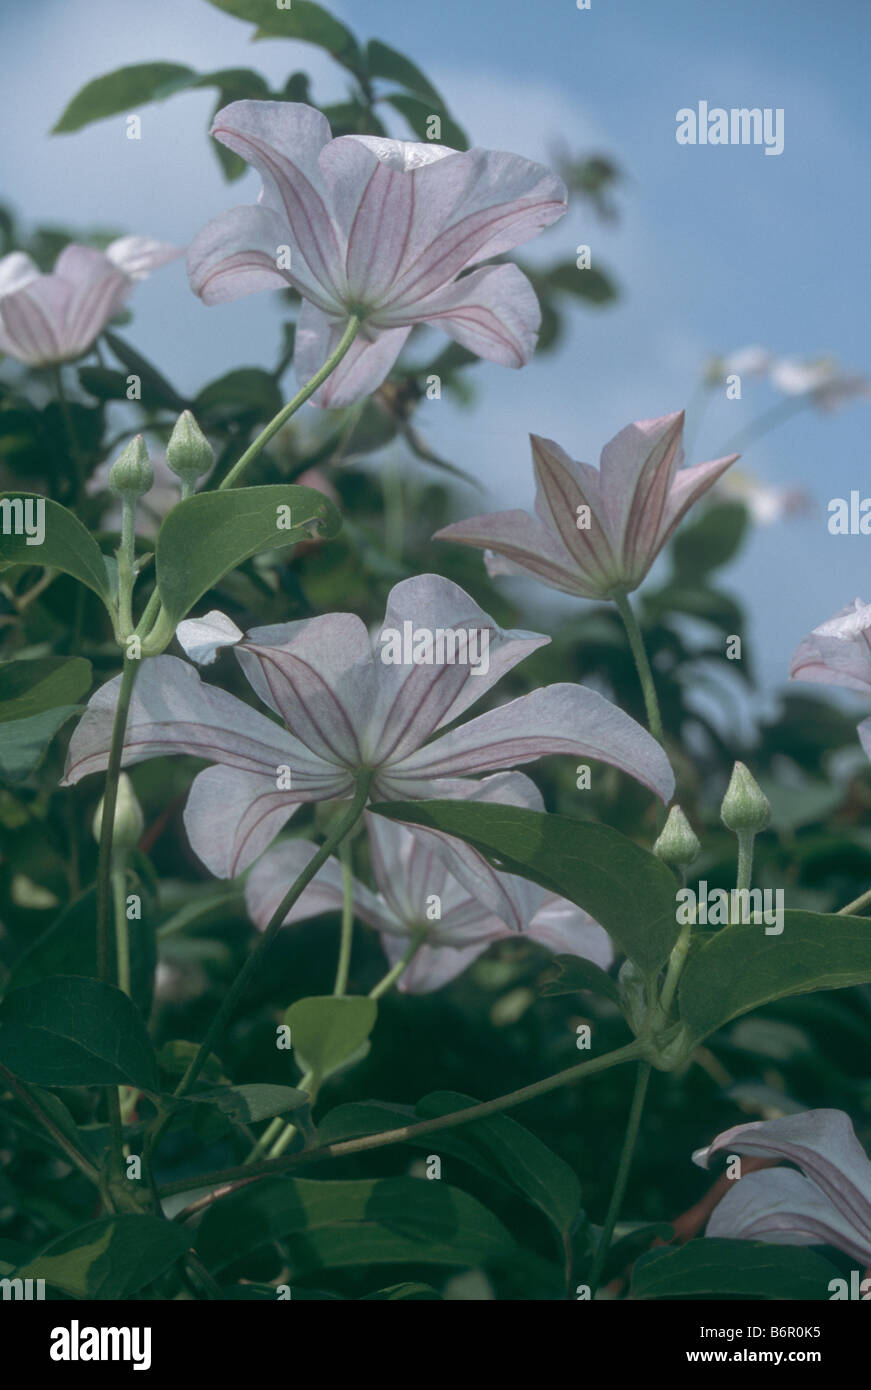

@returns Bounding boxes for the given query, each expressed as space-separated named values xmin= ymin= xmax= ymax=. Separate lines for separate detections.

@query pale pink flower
xmin=246 ymin=773 xmax=613 ymax=993
xmin=435 ymin=412 xmax=738 ymax=599
xmin=0 ymin=237 xmax=180 ymax=366
xmin=694 ymin=1110 xmax=871 ymax=1265
xmin=790 ymin=599 xmax=871 ymax=757
xmin=186 ymin=101 xmax=567 ymax=407
xmin=63 ymin=575 xmax=673 ymax=878
xmin=770 ymin=357 xmax=871 ymax=412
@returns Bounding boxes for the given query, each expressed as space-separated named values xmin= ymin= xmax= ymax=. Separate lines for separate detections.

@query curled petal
xmin=705 ymin=1168 xmax=871 ymax=1267
xmin=211 ymin=100 xmax=346 ymax=306
xmin=186 ymin=204 xmax=301 ymax=307
xmin=176 ymin=610 xmax=244 ymax=665
xmin=694 ymin=1108 xmax=871 ymax=1258
xmin=106 ymin=236 xmax=182 ymax=279
xmin=789 ymin=599 xmax=871 ymax=695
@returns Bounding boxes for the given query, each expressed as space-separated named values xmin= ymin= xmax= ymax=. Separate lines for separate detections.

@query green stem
xmin=717 ymin=394 xmax=808 ymax=458
xmin=369 ymin=932 xmax=425 ymax=1000
xmin=614 ymin=591 xmax=665 ymax=745
xmin=658 ymin=921 xmax=691 ymax=1017
xmin=51 ymin=365 xmax=85 ymax=502
xmin=588 ymin=1060 xmax=652 ymax=1296
xmin=96 ymin=659 xmax=139 ymax=982
xmin=111 ymin=862 xmax=131 ymax=997
xmin=736 ymin=828 xmax=754 ymax=894
xmin=838 ymin=885 xmax=871 ymax=917
xmin=116 ymin=497 xmax=136 ymax=635
xmin=0 ymin=1063 xmax=101 ymax=1187
xmin=219 ymin=315 xmax=362 ymax=491
xmin=159 ymin=1040 xmax=644 ymax=1200
xmin=266 ymin=1069 xmax=315 ymax=1160
xmin=333 ymin=842 xmax=355 ymax=996
xmin=172 ymin=773 xmax=373 ymax=1101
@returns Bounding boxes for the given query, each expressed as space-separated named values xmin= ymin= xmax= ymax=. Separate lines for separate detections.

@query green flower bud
xmin=92 ymin=773 xmax=145 ymax=854
xmin=720 ymin=761 xmax=770 ymax=834
xmin=109 ymin=435 xmax=153 ymax=499
xmin=166 ymin=410 xmax=214 ymax=486
xmin=653 ymin=804 xmax=701 ymax=871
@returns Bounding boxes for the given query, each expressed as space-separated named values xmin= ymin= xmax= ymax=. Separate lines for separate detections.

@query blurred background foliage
xmin=1 ymin=0 xmax=870 ymax=1301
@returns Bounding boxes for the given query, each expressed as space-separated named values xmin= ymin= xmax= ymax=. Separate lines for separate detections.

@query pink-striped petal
xmin=704 ymin=1167 xmax=871 ymax=1266
xmin=184 ymin=766 xmax=313 ymax=879
xmin=369 ymin=574 xmax=548 ymax=765
xmin=379 ymin=930 xmax=496 ymax=994
xmin=186 ymin=204 xmax=305 ymax=307
xmin=245 ymin=838 xmax=389 ymax=931
xmin=435 ymin=508 xmax=601 ymax=598
xmin=389 ymin=263 xmax=540 ymax=367
xmin=790 ymin=599 xmax=871 ymax=695
xmin=379 ymin=682 xmax=675 ymax=803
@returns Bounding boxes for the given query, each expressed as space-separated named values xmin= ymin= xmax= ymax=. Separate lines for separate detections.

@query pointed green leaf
xmin=0 ymin=656 xmax=91 ymax=781
xmin=196 ymin=1176 xmax=514 ymax=1272
xmin=53 ymin=63 xmax=197 ymax=133
xmin=366 ymin=40 xmax=444 ymax=104
xmin=14 ymin=1217 xmax=189 ymax=1298
xmin=205 ymin=0 xmax=362 ymax=72
xmin=0 ymin=975 xmax=159 ymax=1091
xmin=0 ymin=493 xmax=111 ymax=601
xmin=679 ymin=909 xmax=871 ymax=1041
xmin=154 ymin=484 xmax=342 ymax=624
xmin=382 ymin=93 xmax=468 ymax=151
xmin=631 ymin=1240 xmax=842 ymax=1301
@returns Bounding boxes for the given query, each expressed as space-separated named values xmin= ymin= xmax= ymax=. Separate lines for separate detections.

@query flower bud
xmin=166 ymin=410 xmax=213 ymax=486
xmin=109 ymin=435 xmax=153 ymax=499
xmin=92 ymin=773 xmax=145 ymax=854
xmin=720 ymin=761 xmax=770 ymax=834
xmin=653 ymin=805 xmax=701 ymax=871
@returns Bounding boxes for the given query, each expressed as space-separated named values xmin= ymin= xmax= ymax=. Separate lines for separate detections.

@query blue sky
xmin=1 ymin=0 xmax=869 ymax=699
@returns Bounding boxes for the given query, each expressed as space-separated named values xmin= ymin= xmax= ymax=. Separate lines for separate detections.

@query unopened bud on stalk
xmin=166 ymin=410 xmax=213 ymax=487
xmin=653 ymin=805 xmax=701 ymax=871
xmin=108 ymin=434 xmax=153 ymax=499
xmin=92 ymin=773 xmax=144 ymax=854
xmin=720 ymin=761 xmax=770 ymax=834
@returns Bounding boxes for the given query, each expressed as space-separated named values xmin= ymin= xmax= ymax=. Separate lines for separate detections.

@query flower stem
xmin=333 ymin=841 xmax=355 ymax=996
xmin=111 ymin=862 xmax=131 ymax=997
xmin=219 ymin=315 xmax=362 ymax=490
xmin=736 ymin=828 xmax=754 ymax=894
xmin=838 ymin=885 xmax=871 ymax=916
xmin=96 ymin=658 xmax=139 ymax=982
xmin=51 ymin=365 xmax=85 ymax=502
xmin=116 ymin=497 xmax=136 ymax=636
xmin=159 ymin=1039 xmax=645 ymax=1201
xmin=172 ymin=772 xmax=373 ymax=1100
xmin=718 ymin=394 xmax=808 ymax=457
xmin=588 ymin=1059 xmax=652 ymax=1296
xmin=614 ymin=590 xmax=665 ymax=745
xmin=369 ymin=932 xmax=424 ymax=1000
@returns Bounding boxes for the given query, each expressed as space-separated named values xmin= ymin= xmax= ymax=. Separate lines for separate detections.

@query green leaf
xmin=414 ymin=1093 xmax=583 ymax=1239
xmin=318 ymin=1091 xmax=582 ymax=1240
xmin=195 ymin=367 xmax=283 ymax=422
xmin=0 ymin=975 xmax=159 ymax=1091
xmin=631 ymin=1240 xmax=842 ymax=1301
xmin=53 ymin=63 xmax=197 ymax=133
xmin=671 ymin=502 xmax=748 ymax=580
xmin=0 ymin=492 xmax=112 ymax=601
xmin=538 ymin=953 xmax=620 ymax=1004
xmin=196 ymin=1176 xmax=514 ymax=1272
xmin=0 ymin=656 xmax=91 ymax=782
xmin=362 ymin=1281 xmax=441 ymax=1300
xmin=206 ymin=0 xmax=363 ymax=72
xmin=104 ymin=332 xmax=188 ymax=411
xmin=154 ymin=483 xmax=342 ymax=625
xmin=679 ymin=909 xmax=871 ymax=1041
xmin=544 ymin=259 xmax=617 ymax=305
xmin=284 ymin=995 xmax=377 ymax=1085
xmin=4 ymin=884 xmax=156 ymax=1022
xmin=382 ymin=93 xmax=469 ymax=151
xmin=13 ymin=1217 xmax=189 ymax=1298
xmin=187 ymin=1083 xmax=309 ymax=1125
xmin=366 ymin=39 xmax=444 ymax=104
xmin=372 ymin=801 xmax=680 ymax=974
